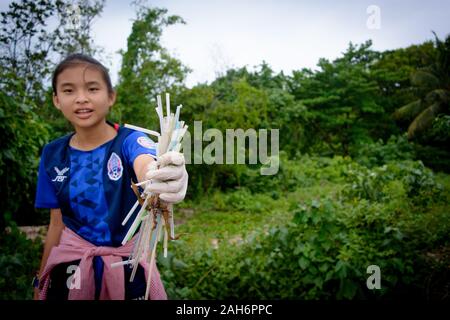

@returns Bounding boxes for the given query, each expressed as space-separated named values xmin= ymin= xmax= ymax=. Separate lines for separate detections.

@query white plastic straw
xmin=124 ymin=123 xmax=160 ymax=137
xmin=122 ymin=200 xmax=139 ymax=226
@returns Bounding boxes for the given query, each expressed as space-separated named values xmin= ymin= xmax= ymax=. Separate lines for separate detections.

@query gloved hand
xmin=143 ymin=151 xmax=188 ymax=204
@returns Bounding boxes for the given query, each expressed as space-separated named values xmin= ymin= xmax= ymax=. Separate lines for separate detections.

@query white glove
xmin=143 ymin=151 xmax=188 ymax=204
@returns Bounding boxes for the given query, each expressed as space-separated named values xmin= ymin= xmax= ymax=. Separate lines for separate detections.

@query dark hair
xmin=52 ymin=53 xmax=114 ymax=95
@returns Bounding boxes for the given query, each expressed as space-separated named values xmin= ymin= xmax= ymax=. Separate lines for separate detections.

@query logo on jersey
xmin=52 ymin=167 xmax=69 ymax=182
xmin=137 ymin=136 xmax=156 ymax=149
xmin=107 ymin=152 xmax=123 ymax=181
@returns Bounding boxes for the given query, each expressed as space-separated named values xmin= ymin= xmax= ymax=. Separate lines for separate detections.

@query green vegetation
xmin=0 ymin=1 xmax=448 ymax=300
xmin=159 ymin=150 xmax=449 ymax=300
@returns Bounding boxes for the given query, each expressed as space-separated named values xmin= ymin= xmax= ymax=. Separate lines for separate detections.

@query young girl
xmin=33 ymin=54 xmax=188 ymax=300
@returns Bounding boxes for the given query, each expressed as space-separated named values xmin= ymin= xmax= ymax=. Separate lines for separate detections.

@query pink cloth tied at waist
xmin=38 ymin=227 xmax=167 ymax=300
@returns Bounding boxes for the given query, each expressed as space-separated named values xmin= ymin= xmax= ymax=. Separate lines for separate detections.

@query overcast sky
xmin=2 ymin=0 xmax=450 ymax=87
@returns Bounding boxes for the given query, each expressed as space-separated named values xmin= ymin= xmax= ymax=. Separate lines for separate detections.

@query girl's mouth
xmin=74 ymin=108 xmax=94 ymax=119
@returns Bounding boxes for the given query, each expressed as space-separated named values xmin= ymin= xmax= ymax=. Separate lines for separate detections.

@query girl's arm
xmin=34 ymin=208 xmax=65 ymax=300
xmin=133 ymin=154 xmax=156 ymax=182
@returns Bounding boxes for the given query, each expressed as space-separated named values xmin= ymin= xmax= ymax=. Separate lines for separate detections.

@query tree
xmin=0 ymin=0 xmax=105 ymax=104
xmin=203 ymin=64 xmax=304 ymax=158
xmin=288 ymin=41 xmax=383 ymax=156
xmin=393 ymin=33 xmax=450 ymax=140
xmin=52 ymin=0 xmax=105 ymax=56
xmin=0 ymin=90 xmax=49 ymax=228
xmin=113 ymin=5 xmax=190 ymax=128
xmin=371 ymin=41 xmax=436 ymax=113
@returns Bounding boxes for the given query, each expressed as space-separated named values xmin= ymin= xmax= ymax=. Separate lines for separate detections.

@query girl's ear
xmin=108 ymin=91 xmax=117 ymax=108
xmin=53 ymin=94 xmax=61 ymax=110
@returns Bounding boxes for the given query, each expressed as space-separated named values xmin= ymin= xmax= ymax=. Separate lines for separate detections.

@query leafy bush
xmin=420 ymin=114 xmax=450 ymax=144
xmin=413 ymin=143 xmax=450 ymax=174
xmin=0 ymin=224 xmax=43 ymax=300
xmin=342 ymin=160 xmax=443 ymax=205
xmin=239 ymin=153 xmax=352 ymax=195
xmin=353 ymin=134 xmax=415 ymax=168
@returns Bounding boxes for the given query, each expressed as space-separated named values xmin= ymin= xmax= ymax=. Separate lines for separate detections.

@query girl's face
xmin=53 ymin=64 xmax=116 ymax=131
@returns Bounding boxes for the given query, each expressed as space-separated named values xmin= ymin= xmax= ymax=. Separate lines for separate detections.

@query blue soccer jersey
xmin=35 ymin=130 xmax=157 ymax=246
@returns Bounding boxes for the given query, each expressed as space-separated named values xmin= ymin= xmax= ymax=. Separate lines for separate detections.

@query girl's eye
xmin=89 ymin=87 xmax=99 ymax=92
xmin=63 ymin=89 xmax=72 ymax=93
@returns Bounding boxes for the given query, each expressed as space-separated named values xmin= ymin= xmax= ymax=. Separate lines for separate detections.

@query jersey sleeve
xmin=122 ymin=131 xmax=158 ymax=167
xmin=34 ymin=147 xmax=60 ymax=209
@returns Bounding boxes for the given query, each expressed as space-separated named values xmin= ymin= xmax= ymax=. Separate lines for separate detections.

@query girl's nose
xmin=75 ymin=91 xmax=89 ymax=104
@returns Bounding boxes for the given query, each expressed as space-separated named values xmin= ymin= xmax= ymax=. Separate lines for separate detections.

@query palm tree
xmin=393 ymin=33 xmax=450 ymax=140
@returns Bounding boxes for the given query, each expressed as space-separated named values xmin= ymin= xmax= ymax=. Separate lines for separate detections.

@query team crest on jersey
xmin=52 ymin=166 xmax=69 ymax=182
xmin=137 ymin=136 xmax=156 ymax=149
xmin=107 ymin=152 xmax=123 ymax=181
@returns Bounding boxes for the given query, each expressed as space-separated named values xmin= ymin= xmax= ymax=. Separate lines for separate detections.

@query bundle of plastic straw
xmin=111 ymin=93 xmax=188 ymax=300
